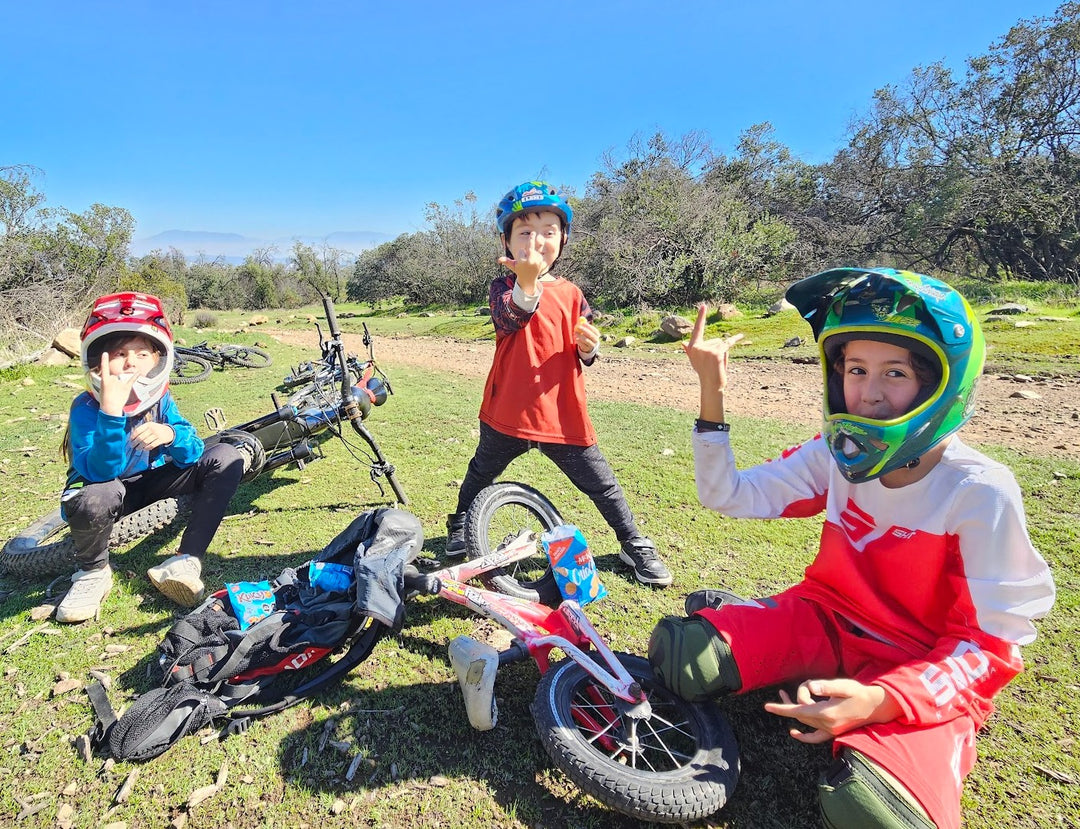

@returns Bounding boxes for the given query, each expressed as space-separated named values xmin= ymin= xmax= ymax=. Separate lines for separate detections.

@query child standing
xmin=647 ymin=268 xmax=1055 ymax=828
xmin=56 ymin=292 xmax=245 ymax=623
xmin=445 ymin=181 xmax=670 ymax=586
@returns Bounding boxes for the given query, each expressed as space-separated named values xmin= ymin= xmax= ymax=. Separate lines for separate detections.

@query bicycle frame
xmin=417 ymin=532 xmax=644 ymax=704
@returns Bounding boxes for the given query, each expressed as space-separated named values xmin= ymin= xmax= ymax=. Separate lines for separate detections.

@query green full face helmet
xmin=785 ymin=267 xmax=985 ymax=482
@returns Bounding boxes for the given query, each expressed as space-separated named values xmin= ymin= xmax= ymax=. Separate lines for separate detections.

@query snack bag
xmin=541 ymin=525 xmax=608 ymax=606
xmin=226 ymin=580 xmax=277 ymax=630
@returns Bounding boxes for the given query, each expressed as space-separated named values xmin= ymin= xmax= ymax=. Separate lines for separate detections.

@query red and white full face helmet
xmin=80 ymin=292 xmax=174 ymax=416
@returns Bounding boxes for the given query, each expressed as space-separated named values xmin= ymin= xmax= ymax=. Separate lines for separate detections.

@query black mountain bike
xmin=171 ymin=341 xmax=273 ymax=385
xmin=1 ymin=294 xmax=407 ymax=579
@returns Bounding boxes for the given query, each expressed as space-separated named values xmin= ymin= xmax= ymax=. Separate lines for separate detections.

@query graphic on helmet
xmin=495 ymin=181 xmax=573 ymax=237
xmin=785 ymin=268 xmax=985 ymax=482
xmin=80 ymin=292 xmax=175 ymax=416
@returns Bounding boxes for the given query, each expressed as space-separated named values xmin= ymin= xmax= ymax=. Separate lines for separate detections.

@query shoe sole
xmin=618 ymin=551 xmax=673 ymax=586
xmin=148 ymin=571 xmax=204 ymax=608
xmin=55 ymin=583 xmax=113 ymax=624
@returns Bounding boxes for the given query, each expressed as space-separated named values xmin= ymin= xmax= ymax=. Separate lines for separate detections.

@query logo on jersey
xmin=839 ymin=498 xmax=876 ymax=543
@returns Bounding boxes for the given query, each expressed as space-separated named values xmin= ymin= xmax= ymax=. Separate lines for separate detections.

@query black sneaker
xmin=445 ymin=512 xmax=467 ymax=559
xmin=618 ymin=538 xmax=672 ymax=586
xmin=684 ymin=589 xmax=745 ymax=615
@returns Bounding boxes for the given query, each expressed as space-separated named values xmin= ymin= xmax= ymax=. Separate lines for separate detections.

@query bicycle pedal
xmin=204 ymin=407 xmax=227 ymax=430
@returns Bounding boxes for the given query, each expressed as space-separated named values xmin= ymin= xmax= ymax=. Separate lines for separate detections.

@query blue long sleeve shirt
xmin=65 ymin=391 xmax=204 ymax=487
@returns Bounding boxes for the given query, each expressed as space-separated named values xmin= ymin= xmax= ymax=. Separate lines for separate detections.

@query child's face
xmin=102 ymin=336 xmax=160 ymax=379
xmin=840 ymin=339 xmax=923 ymax=420
xmin=505 ymin=211 xmax=563 ymax=270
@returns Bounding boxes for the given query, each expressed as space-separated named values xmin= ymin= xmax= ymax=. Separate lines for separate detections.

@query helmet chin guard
xmin=785 ymin=268 xmax=984 ymax=482
xmin=80 ymin=292 xmax=175 ymax=416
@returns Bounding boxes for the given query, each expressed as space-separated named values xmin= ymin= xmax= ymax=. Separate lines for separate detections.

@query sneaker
xmin=445 ymin=512 xmax=467 ymax=559
xmin=56 ymin=565 xmax=113 ymax=624
xmin=685 ymin=589 xmax=745 ymax=615
xmin=618 ymin=538 xmax=672 ymax=587
xmin=147 ymin=554 xmax=204 ymax=608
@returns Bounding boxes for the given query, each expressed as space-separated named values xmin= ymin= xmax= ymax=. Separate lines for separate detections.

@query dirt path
xmin=267 ymin=329 xmax=1080 ymax=461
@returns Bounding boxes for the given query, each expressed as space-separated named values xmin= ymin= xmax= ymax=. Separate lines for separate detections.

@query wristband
xmin=694 ymin=418 xmax=730 ymax=433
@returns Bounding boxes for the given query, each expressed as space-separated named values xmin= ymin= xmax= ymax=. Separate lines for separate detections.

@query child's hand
xmin=97 ymin=353 xmax=140 ymax=417
xmin=683 ymin=304 xmax=744 ymax=393
xmin=130 ymin=421 xmax=175 ymax=451
xmin=497 ymin=233 xmax=549 ymax=294
xmin=763 ymin=678 xmax=902 ymax=744
xmin=574 ymin=316 xmax=599 ymax=353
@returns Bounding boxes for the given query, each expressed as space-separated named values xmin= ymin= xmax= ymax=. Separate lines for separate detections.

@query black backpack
xmin=88 ymin=507 xmax=423 ymax=761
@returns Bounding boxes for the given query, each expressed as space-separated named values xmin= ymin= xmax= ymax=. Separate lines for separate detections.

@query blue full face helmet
xmin=785 ymin=267 xmax=985 ymax=482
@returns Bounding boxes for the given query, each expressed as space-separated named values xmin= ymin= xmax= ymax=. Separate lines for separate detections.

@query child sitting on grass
xmin=648 ymin=268 xmax=1055 ymax=829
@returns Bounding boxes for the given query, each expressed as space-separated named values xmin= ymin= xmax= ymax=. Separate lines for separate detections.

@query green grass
xmin=0 ymin=317 xmax=1077 ymax=828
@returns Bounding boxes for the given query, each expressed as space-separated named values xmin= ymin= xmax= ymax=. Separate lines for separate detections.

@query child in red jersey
xmin=647 ymin=268 xmax=1055 ymax=828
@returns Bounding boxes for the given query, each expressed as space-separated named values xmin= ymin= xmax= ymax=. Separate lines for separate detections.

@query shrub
xmin=193 ymin=310 xmax=217 ymax=329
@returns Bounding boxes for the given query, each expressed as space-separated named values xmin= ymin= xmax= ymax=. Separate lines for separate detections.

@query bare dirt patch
xmin=268 ymin=329 xmax=1080 ymax=461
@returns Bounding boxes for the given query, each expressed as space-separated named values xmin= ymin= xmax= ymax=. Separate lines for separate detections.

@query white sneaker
xmin=448 ymin=635 xmax=500 ymax=731
xmin=147 ymin=554 xmax=204 ymax=608
xmin=56 ymin=566 xmax=113 ymax=624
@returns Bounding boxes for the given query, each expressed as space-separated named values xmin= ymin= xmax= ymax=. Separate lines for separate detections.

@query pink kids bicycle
xmin=404 ymin=501 xmax=739 ymax=824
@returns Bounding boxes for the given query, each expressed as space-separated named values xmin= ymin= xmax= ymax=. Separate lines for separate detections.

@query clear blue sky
xmin=0 ymin=1 xmax=1063 ymax=242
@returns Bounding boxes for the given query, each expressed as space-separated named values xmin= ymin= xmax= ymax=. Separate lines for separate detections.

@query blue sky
xmin=0 ymin=1 xmax=1063 ymax=245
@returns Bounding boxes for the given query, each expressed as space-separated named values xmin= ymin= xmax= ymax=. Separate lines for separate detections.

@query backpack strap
xmin=85 ymin=680 xmax=117 ymax=750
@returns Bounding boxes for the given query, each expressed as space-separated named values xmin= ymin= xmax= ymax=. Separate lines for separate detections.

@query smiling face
xmin=839 ymin=338 xmax=925 ymax=420
xmin=99 ymin=335 xmax=161 ymax=381
xmin=503 ymin=210 xmax=564 ymax=273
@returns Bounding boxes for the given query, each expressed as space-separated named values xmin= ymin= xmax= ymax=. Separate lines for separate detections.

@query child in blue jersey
xmin=56 ymin=292 xmax=244 ymax=623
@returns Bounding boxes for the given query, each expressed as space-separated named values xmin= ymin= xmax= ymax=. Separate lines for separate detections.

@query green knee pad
xmin=819 ymin=749 xmax=935 ymax=829
xmin=647 ymin=615 xmax=742 ymax=701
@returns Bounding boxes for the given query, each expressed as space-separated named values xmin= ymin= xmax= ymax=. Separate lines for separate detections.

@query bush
xmin=193 ymin=310 xmax=217 ymax=329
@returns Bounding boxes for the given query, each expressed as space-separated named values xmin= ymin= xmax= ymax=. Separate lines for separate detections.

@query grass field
xmin=0 ymin=307 xmax=1077 ymax=828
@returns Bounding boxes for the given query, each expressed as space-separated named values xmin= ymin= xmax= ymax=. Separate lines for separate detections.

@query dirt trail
xmin=267 ymin=329 xmax=1080 ymax=461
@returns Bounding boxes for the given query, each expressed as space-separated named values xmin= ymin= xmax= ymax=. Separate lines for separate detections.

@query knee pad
xmin=647 ymin=615 xmax=742 ymax=701
xmin=819 ymin=749 xmax=935 ymax=829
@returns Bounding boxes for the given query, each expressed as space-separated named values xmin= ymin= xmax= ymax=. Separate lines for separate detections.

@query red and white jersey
xmin=694 ymin=431 xmax=1055 ymax=727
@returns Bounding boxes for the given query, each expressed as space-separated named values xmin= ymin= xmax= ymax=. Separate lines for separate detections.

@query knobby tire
xmin=225 ymin=345 xmax=273 ymax=369
xmin=0 ymin=496 xmax=192 ymax=579
xmin=463 ymin=482 xmax=563 ymax=606
xmin=530 ymin=653 xmax=739 ymax=824
xmin=172 ymin=355 xmax=212 ymax=384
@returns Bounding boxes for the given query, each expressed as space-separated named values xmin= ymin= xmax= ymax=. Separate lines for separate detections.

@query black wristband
xmin=694 ymin=418 xmax=730 ymax=433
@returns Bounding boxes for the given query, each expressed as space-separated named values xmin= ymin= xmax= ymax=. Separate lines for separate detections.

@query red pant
xmin=699 ymin=585 xmax=977 ymax=829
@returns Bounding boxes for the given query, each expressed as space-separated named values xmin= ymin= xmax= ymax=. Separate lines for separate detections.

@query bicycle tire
xmin=172 ymin=354 xmax=213 ymax=384
xmin=531 ymin=653 xmax=739 ymax=824
xmin=463 ymin=482 xmax=562 ymax=606
xmin=223 ymin=344 xmax=273 ymax=369
xmin=0 ymin=496 xmax=192 ymax=580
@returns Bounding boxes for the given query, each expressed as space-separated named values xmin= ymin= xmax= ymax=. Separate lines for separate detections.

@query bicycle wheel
xmin=223 ymin=344 xmax=273 ymax=369
xmin=531 ymin=653 xmax=739 ymax=824
xmin=464 ymin=482 xmax=562 ymax=606
xmin=0 ymin=497 xmax=191 ymax=579
xmin=172 ymin=354 xmax=212 ymax=384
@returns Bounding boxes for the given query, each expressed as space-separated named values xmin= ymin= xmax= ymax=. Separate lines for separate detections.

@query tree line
xmin=2 ymin=3 xmax=1077 ymax=363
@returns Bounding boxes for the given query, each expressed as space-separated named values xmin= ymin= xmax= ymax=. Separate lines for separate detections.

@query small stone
xmin=56 ymin=802 xmax=74 ymax=829
xmin=21 ymin=377 xmax=36 ymax=386
xmin=428 ymin=775 xmax=450 ymax=787
xmin=187 ymin=784 xmax=219 ymax=808
xmin=1009 ymin=390 xmax=1041 ymax=400
xmin=330 ymin=799 xmax=346 ymax=815
xmin=30 ymin=604 xmax=55 ymax=621
xmin=52 ymin=678 xmax=82 ymax=697
xmin=62 ymin=781 xmax=78 ymax=796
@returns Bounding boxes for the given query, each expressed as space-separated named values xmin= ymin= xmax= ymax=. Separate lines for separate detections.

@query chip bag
xmin=225 ymin=580 xmax=277 ymax=630
xmin=541 ymin=525 xmax=607 ymax=605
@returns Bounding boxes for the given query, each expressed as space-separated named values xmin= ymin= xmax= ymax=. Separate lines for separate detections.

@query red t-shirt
xmin=480 ymin=276 xmax=597 ymax=446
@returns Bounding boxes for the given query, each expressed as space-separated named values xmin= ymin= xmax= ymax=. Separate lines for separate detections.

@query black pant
xmin=62 ymin=443 xmax=245 ymax=571
xmin=454 ymin=422 xmax=643 ymax=543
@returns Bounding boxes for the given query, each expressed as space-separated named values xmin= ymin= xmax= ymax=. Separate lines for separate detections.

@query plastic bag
xmin=541 ymin=525 xmax=607 ymax=605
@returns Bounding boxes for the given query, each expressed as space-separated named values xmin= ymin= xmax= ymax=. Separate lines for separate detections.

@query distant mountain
xmin=130 ymin=229 xmax=396 ymax=263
